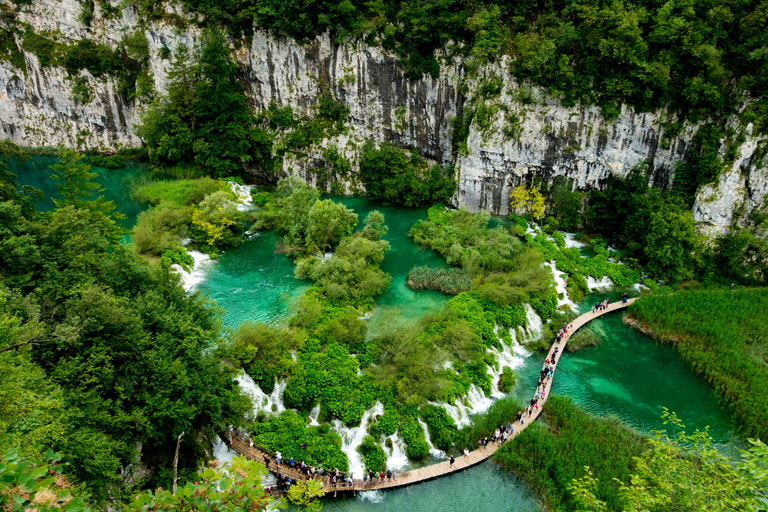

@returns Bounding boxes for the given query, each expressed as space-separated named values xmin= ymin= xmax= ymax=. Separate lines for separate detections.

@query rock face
xmin=1 ymin=0 xmax=766 ymax=228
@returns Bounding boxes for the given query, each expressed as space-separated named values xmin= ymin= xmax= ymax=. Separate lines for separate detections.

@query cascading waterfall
xmin=332 ymin=402 xmax=385 ymax=478
xmin=487 ymin=326 xmax=529 ymax=398
xmin=172 ymin=248 xmax=215 ymax=292
xmin=229 ymin=182 xmax=255 ymax=212
xmin=522 ymin=304 xmax=544 ymax=341
xmin=235 ymin=371 xmax=287 ymax=418
xmin=545 ymin=261 xmax=577 ymax=311
xmin=212 ymin=435 xmax=235 ymax=464
xmin=431 ymin=384 xmax=494 ymax=428
xmin=586 ymin=275 xmax=614 ymax=291
xmin=562 ymin=232 xmax=589 ymax=250
xmin=418 ymin=418 xmax=446 ymax=459
xmin=308 ymin=404 xmax=321 ymax=426
xmin=384 ymin=433 xmax=409 ymax=470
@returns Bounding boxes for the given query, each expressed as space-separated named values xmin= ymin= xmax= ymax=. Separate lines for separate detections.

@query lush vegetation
xmin=0 ymin=143 xmax=250 ymax=502
xmin=586 ymin=165 xmax=768 ymax=285
xmin=359 ymin=142 xmax=456 ymax=207
xmin=495 ymin=395 xmax=649 ymax=511
xmin=629 ymin=287 xmax=768 ymax=441
xmin=569 ymin=410 xmax=768 ymax=511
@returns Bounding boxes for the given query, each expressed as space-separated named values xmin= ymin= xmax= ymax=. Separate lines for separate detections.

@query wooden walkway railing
xmin=230 ymin=298 xmax=637 ymax=494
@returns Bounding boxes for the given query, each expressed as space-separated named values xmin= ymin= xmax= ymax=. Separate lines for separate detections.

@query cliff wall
xmin=1 ymin=0 xmax=765 ymax=231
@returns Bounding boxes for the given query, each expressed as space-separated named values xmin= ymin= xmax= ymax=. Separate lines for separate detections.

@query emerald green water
xmin=12 ymin=157 xmax=744 ymax=510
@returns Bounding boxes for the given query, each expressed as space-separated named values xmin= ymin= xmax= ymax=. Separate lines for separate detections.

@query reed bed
xmin=629 ymin=287 xmax=768 ymax=440
xmin=407 ymin=265 xmax=471 ymax=295
xmin=494 ymin=395 xmax=647 ymax=511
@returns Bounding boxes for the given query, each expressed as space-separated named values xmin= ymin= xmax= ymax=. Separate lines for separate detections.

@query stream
xmin=14 ymin=157 xmax=740 ymax=511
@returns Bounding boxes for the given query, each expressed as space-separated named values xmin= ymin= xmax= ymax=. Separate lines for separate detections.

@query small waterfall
xmin=546 ymin=261 xmax=577 ymax=311
xmin=418 ymin=418 xmax=446 ymax=459
xmin=384 ymin=433 xmax=409 ymax=470
xmin=358 ymin=491 xmax=384 ymax=503
xmin=431 ymin=384 xmax=493 ymax=428
xmin=522 ymin=304 xmax=544 ymax=341
xmin=212 ymin=435 xmax=235 ymax=464
xmin=332 ymin=402 xmax=384 ymax=478
xmin=235 ymin=372 xmax=286 ymax=418
xmin=229 ymin=182 xmax=255 ymax=212
xmin=562 ymin=232 xmax=589 ymax=249
xmin=586 ymin=275 xmax=614 ymax=291
xmin=308 ymin=404 xmax=321 ymax=426
xmin=171 ymin=250 xmax=214 ymax=292
xmin=487 ymin=327 xmax=528 ymax=398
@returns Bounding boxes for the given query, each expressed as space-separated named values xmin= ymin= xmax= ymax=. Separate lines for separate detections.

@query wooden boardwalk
xmin=230 ymin=298 xmax=637 ymax=494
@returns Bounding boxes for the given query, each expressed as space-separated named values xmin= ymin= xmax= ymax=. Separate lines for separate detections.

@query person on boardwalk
xmin=464 ymin=448 xmax=470 ymax=457
xmin=393 ymin=469 xmax=397 ymax=480
xmin=450 ymin=455 xmax=455 ymax=466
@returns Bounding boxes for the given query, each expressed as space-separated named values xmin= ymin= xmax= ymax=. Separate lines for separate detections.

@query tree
xmin=129 ymin=457 xmax=270 ymax=511
xmin=509 ymin=185 xmax=545 ymax=220
xmin=279 ymin=478 xmax=325 ymax=511
xmin=191 ymin=190 xmax=242 ymax=250
xmin=644 ymin=197 xmax=696 ymax=282
xmin=306 ymin=199 xmax=357 ymax=253
xmin=567 ymin=410 xmax=768 ymax=511
xmin=48 ymin=149 xmax=124 ymax=238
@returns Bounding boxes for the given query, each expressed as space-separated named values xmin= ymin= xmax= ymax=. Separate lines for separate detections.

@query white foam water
xmin=545 ymin=261 xmax=577 ymax=311
xmin=358 ymin=490 xmax=384 ymax=503
xmin=561 ymin=232 xmax=589 ymax=249
xmin=418 ymin=418 xmax=446 ymax=459
xmin=212 ymin=435 xmax=235 ymax=465
xmin=384 ymin=433 xmax=409 ymax=470
xmin=235 ymin=371 xmax=287 ymax=419
xmin=332 ymin=402 xmax=384 ymax=478
xmin=308 ymin=404 xmax=321 ymax=426
xmin=487 ymin=328 xmax=528 ymax=398
xmin=432 ymin=384 xmax=494 ymax=428
xmin=522 ymin=304 xmax=544 ymax=341
xmin=229 ymin=182 xmax=255 ymax=212
xmin=171 ymin=250 xmax=214 ymax=292
xmin=586 ymin=275 xmax=614 ymax=291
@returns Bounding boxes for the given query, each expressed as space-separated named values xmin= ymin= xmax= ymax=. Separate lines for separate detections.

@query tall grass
xmin=494 ymin=395 xmax=648 ymax=511
xmin=132 ymin=177 xmax=223 ymax=207
xmin=454 ymin=396 xmax=523 ymax=450
xmin=406 ymin=265 xmax=471 ymax=294
xmin=628 ymin=287 xmax=768 ymax=440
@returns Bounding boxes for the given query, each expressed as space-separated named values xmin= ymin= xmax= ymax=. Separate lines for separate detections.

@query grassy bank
xmin=627 ymin=287 xmax=768 ymax=441
xmin=494 ymin=395 xmax=648 ymax=511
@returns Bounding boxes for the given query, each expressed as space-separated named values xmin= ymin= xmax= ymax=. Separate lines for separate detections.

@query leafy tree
xmin=280 ymin=477 xmax=325 ymax=511
xmin=509 ymin=185 xmax=545 ymax=220
xmin=190 ymin=190 xmax=242 ymax=250
xmin=644 ymin=197 xmax=697 ymax=282
xmin=306 ymin=199 xmax=357 ymax=253
xmin=129 ymin=457 xmax=270 ymax=511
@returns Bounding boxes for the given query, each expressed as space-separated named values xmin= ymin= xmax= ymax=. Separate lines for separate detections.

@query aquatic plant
xmin=407 ymin=265 xmax=471 ymax=295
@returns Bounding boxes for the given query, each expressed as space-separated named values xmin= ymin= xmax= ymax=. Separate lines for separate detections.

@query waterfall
xmin=384 ymin=433 xmax=409 ymax=470
xmin=308 ymin=404 xmax=321 ymax=426
xmin=546 ymin=261 xmax=577 ymax=311
xmin=171 ymin=249 xmax=214 ymax=292
xmin=586 ymin=275 xmax=614 ymax=291
xmin=418 ymin=418 xmax=446 ymax=459
xmin=562 ymin=232 xmax=589 ymax=249
xmin=487 ymin=327 xmax=528 ymax=398
xmin=332 ymin=402 xmax=385 ymax=478
xmin=212 ymin=435 xmax=235 ymax=464
xmin=431 ymin=384 xmax=494 ymax=428
xmin=235 ymin=371 xmax=287 ymax=418
xmin=229 ymin=182 xmax=255 ymax=212
xmin=522 ymin=304 xmax=544 ymax=341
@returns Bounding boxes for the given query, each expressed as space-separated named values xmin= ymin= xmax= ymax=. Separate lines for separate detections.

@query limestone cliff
xmin=1 ymin=0 xmax=766 ymax=230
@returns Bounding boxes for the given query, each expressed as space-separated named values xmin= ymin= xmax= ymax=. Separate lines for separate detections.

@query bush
xmin=420 ymin=405 xmax=457 ymax=451
xmin=132 ymin=205 xmax=191 ymax=255
xmin=398 ymin=413 xmax=430 ymax=460
xmin=90 ymin=154 xmax=126 ymax=169
xmin=251 ymin=190 xmax=273 ymax=206
xmin=497 ymin=367 xmax=516 ymax=392
xmin=566 ymin=328 xmax=601 ymax=352
xmin=455 ymin=396 xmax=522 ymax=450
xmin=357 ymin=435 xmax=387 ymax=472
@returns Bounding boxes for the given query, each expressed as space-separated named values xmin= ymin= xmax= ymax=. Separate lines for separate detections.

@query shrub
xmin=90 ymin=154 xmax=126 ymax=169
xmin=132 ymin=205 xmax=191 ymax=255
xmin=132 ymin=178 xmax=223 ymax=207
xmin=497 ymin=366 xmax=516 ymax=392
xmin=357 ymin=435 xmax=387 ymax=472
xmin=420 ymin=405 xmax=457 ymax=451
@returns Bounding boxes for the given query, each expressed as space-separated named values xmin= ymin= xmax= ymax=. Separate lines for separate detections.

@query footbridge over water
xmin=230 ymin=298 xmax=637 ymax=495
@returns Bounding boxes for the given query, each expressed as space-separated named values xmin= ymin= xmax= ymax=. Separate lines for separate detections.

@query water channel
xmin=14 ymin=157 xmax=740 ymax=511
